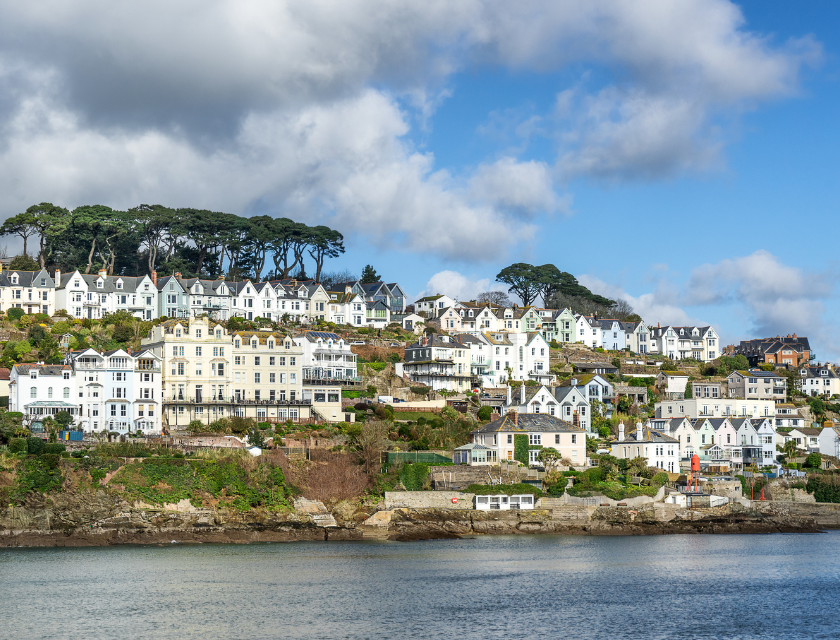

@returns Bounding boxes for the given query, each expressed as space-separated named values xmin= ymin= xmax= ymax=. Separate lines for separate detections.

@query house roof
xmin=295 ymin=330 xmax=343 ymax=343
xmin=614 ymin=423 xmax=679 ymax=444
xmin=472 ymin=413 xmax=583 ymax=434
xmin=659 ymin=371 xmax=689 ymax=377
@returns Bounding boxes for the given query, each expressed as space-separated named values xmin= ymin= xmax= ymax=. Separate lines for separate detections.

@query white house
xmin=800 ymin=365 xmax=840 ymax=398
xmin=68 ymin=348 xmax=163 ymax=434
xmin=294 ymin=330 xmax=359 ymax=384
xmin=610 ymin=421 xmax=680 ymax=473
xmin=179 ymin=277 xmax=231 ymax=320
xmin=655 ymin=398 xmax=776 ymax=420
xmin=574 ymin=315 xmax=601 ymax=348
xmin=656 ymin=371 xmax=690 ymax=399
xmin=596 ymin=319 xmax=626 ymax=351
xmin=10 ymin=364 xmax=79 ymax=424
xmin=649 ymin=325 xmax=720 ymax=362
xmin=623 ymin=320 xmax=650 ymax=355
xmin=414 ymin=294 xmax=458 ymax=318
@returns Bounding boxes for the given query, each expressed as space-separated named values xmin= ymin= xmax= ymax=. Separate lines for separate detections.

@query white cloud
xmin=579 ymin=251 xmax=840 ymax=359
xmin=418 ymin=271 xmax=491 ymax=302
xmin=0 ymin=0 xmax=822 ymax=257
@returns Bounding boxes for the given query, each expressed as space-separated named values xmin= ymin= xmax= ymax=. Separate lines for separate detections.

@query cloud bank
xmin=0 ymin=0 xmax=820 ymax=259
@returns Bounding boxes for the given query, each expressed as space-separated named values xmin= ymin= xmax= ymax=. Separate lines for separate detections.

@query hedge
xmin=400 ymin=463 xmax=430 ymax=491
xmin=8 ymin=437 xmax=27 ymax=454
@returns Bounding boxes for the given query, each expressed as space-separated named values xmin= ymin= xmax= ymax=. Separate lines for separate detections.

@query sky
xmin=0 ymin=1 xmax=838 ymax=358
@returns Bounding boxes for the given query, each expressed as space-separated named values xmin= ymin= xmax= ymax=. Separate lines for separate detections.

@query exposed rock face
xmin=1 ymin=491 xmax=836 ymax=547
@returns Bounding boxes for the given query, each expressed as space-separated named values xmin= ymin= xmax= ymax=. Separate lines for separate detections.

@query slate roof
xmin=614 ymin=423 xmax=679 ymax=444
xmin=296 ymin=330 xmax=343 ymax=343
xmin=472 ymin=413 xmax=583 ymax=435
xmin=0 ymin=269 xmax=54 ymax=288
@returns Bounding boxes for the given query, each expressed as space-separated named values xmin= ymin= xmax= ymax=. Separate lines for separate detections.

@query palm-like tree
xmin=783 ymin=439 xmax=798 ymax=461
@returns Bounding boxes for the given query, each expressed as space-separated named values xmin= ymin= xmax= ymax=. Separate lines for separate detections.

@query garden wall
xmin=384 ymin=491 xmax=475 ymax=510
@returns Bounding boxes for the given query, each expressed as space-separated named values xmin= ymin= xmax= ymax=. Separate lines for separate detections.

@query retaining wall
xmin=384 ymin=491 xmax=475 ymax=510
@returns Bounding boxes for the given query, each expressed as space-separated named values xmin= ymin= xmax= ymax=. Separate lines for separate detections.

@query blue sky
xmin=0 ymin=1 xmax=837 ymax=357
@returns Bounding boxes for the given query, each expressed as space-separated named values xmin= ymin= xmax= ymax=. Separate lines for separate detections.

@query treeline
xmin=495 ymin=262 xmax=638 ymax=320
xmin=0 ymin=203 xmax=345 ymax=281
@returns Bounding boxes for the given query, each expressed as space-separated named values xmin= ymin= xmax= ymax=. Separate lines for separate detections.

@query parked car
xmin=389 ymin=342 xmax=400 ymax=347
xmin=351 ymin=340 xmax=366 ymax=345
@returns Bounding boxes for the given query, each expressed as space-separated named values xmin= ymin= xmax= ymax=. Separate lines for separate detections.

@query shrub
xmin=8 ymin=437 xmax=27 ymax=454
xmin=7 ymin=308 xmax=25 ymax=322
xmin=410 ymin=386 xmax=429 ymax=396
xmin=26 ymin=437 xmax=45 ymax=455
xmin=467 ymin=483 xmax=543 ymax=497
xmin=477 ymin=406 xmax=492 ymax=421
xmin=805 ymin=452 xmax=822 ymax=469
xmin=354 ymin=402 xmax=369 ymax=411
xmin=652 ymin=472 xmax=669 ymax=487
xmin=43 ymin=443 xmax=66 ymax=455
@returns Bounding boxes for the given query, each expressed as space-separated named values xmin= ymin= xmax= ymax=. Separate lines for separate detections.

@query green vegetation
xmin=806 ymin=476 xmax=840 ymax=503
xmin=0 ymin=203 xmax=346 ymax=283
xmin=399 ymin=463 xmax=430 ymax=491
xmin=467 ymin=483 xmax=543 ymax=497
xmin=513 ymin=434 xmax=529 ymax=465
xmin=495 ymin=262 xmax=615 ymax=309
xmin=109 ymin=453 xmax=291 ymax=511
xmin=393 ymin=412 xmax=438 ymax=422
xmin=477 ymin=405 xmax=493 ymax=421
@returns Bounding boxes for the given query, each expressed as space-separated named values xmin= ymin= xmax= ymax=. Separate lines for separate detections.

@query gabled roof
xmin=614 ymin=423 xmax=679 ymax=444
xmin=0 ymin=269 xmax=54 ymax=288
xmin=472 ymin=413 xmax=583 ymax=434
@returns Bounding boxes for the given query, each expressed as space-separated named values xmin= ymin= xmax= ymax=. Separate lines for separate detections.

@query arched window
xmin=63 ymin=387 xmax=70 ymax=399
xmin=30 ymin=387 xmax=37 ymax=398
xmin=48 ymin=387 xmax=53 ymax=398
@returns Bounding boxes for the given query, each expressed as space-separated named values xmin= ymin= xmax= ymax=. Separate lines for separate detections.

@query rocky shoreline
xmin=3 ymin=491 xmax=839 ymax=548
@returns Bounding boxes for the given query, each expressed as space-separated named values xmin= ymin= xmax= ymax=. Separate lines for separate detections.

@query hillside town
xmin=0 ymin=260 xmax=836 ymax=489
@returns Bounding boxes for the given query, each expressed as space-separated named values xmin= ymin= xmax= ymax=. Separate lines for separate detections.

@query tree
xmin=477 ymin=405 xmax=492 ymax=421
xmin=0 ymin=212 xmax=38 ymax=257
xmin=54 ymin=411 xmax=73 ymax=429
xmin=360 ymin=264 xmax=380 ymax=284
xmin=8 ymin=254 xmax=39 ymax=271
xmin=782 ymin=439 xmax=799 ymax=461
xmin=308 ymin=226 xmax=345 ymax=283
xmin=684 ymin=381 xmax=693 ymax=399
xmin=356 ymin=419 xmax=390 ymax=475
xmin=717 ymin=355 xmax=749 ymax=376
xmin=24 ymin=203 xmax=71 ymax=268
xmin=611 ymin=299 xmax=637 ymax=321
xmin=805 ymin=452 xmax=822 ymax=469
xmin=131 ymin=204 xmax=178 ymax=273
xmin=538 ymin=447 xmax=560 ymax=468
xmin=248 ymin=427 xmax=266 ymax=449
xmin=319 ymin=269 xmax=358 ymax=290
xmin=496 ymin=263 xmax=542 ymax=306
xmin=476 ymin=291 xmax=512 ymax=307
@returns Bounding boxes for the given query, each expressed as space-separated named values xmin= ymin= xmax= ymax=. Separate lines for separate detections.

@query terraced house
xmin=649 ymin=325 xmax=719 ymax=361
xmin=470 ymin=412 xmax=586 ymax=466
xmin=0 ymin=267 xmax=55 ymax=315
xmin=56 ymin=270 xmax=157 ymax=320
xmin=403 ymin=334 xmax=471 ymax=392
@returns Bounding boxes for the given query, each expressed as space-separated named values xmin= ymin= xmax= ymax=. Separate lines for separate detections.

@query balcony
xmin=135 ymin=364 xmax=161 ymax=372
xmin=75 ymin=361 xmax=104 ymax=369
xmin=167 ymin=397 xmax=312 ymax=406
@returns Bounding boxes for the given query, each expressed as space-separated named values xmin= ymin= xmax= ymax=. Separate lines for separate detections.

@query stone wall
xmin=384 ymin=491 xmax=475 ymax=510
xmin=766 ymin=479 xmax=816 ymax=503
xmin=706 ymin=480 xmax=743 ymax=500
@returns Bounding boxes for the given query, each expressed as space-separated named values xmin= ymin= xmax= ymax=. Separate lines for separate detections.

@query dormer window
xmin=97 ymin=280 xmax=103 ymax=288
xmin=30 ymin=371 xmax=37 ymax=379
xmin=216 ymin=330 xmax=222 ymax=338
xmin=116 ymin=281 xmax=123 ymax=289
xmin=40 ymin=278 xmax=46 ymax=286
xmin=11 ymin=275 xmax=18 ymax=284
xmin=235 ymin=340 xmax=241 ymax=348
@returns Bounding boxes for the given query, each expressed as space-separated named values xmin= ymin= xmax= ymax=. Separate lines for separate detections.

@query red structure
xmin=688 ymin=454 xmax=701 ymax=493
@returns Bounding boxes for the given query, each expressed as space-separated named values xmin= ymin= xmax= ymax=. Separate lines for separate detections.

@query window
xmin=254 ymin=356 xmax=261 ymax=366
xmin=195 ymin=346 xmax=202 ymax=357
xmin=507 ymin=434 xmax=512 ymax=444
xmin=528 ymin=434 xmax=541 ymax=446
xmin=254 ymin=372 xmax=261 ymax=384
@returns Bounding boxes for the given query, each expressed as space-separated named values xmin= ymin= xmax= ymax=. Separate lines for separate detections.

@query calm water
xmin=1 ymin=532 xmax=838 ymax=639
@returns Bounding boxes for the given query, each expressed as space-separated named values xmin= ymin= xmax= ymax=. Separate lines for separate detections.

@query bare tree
xmin=319 ymin=269 xmax=359 ymax=289
xmin=356 ymin=419 xmax=391 ymax=476
xmin=476 ymin=291 xmax=512 ymax=307
xmin=610 ymin=298 xmax=637 ymax=321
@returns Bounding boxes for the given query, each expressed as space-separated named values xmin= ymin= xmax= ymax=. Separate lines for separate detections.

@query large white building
xmin=611 ymin=421 xmax=680 ymax=473
xmin=10 ymin=364 xmax=79 ymax=424
xmin=68 ymin=348 xmax=163 ymax=434
xmin=655 ymin=398 xmax=776 ymax=420
xmin=0 ymin=268 xmax=56 ymax=315
xmin=56 ymin=270 xmax=158 ymax=320
xmin=648 ymin=325 xmax=720 ymax=362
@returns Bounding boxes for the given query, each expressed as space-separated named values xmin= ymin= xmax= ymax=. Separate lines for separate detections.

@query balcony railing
xmin=75 ymin=362 xmax=104 ymax=369
xmin=167 ymin=397 xmax=312 ymax=406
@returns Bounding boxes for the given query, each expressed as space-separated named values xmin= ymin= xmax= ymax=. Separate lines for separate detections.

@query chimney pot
xmin=636 ymin=421 xmax=644 ymax=441
xmin=151 ymin=270 xmax=157 ymax=286
xmin=618 ymin=421 xmax=625 ymax=441
xmin=520 ymin=382 xmax=526 ymax=404
xmin=54 ymin=269 xmax=61 ymax=283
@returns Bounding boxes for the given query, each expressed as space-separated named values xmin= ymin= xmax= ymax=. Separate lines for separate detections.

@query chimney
xmin=98 ymin=269 xmax=107 ymax=277
xmin=636 ymin=421 xmax=644 ymax=441
xmin=618 ymin=421 xmax=625 ymax=441
xmin=507 ymin=410 xmax=518 ymax=426
xmin=345 ymin=285 xmax=352 ymax=294
xmin=571 ymin=378 xmax=578 ymax=387
xmin=520 ymin=383 xmax=526 ymax=405
xmin=55 ymin=269 xmax=60 ymax=283
xmin=151 ymin=270 xmax=157 ymax=286
xmin=174 ymin=272 xmax=181 ymax=278
xmin=507 ymin=384 xmax=512 ymax=405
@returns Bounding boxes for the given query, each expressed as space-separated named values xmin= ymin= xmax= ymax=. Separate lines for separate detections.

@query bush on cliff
xmin=399 ymin=462 xmax=430 ymax=491
xmin=108 ymin=451 xmax=291 ymax=511
xmin=8 ymin=437 xmax=27 ymax=454
xmin=806 ymin=476 xmax=840 ymax=503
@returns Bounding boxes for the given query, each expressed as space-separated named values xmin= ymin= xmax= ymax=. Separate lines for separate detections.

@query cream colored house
xmin=470 ymin=412 xmax=587 ymax=466
xmin=0 ymin=268 xmax=57 ymax=315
